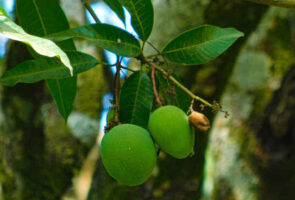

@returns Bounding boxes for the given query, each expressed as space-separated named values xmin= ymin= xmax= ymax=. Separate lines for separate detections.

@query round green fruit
xmin=101 ymin=124 xmax=156 ymax=186
xmin=148 ymin=105 xmax=195 ymax=159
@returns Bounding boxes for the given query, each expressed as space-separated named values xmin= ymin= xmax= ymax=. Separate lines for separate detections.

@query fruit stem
xmin=139 ymin=55 xmax=214 ymax=109
xmin=151 ymin=66 xmax=163 ymax=107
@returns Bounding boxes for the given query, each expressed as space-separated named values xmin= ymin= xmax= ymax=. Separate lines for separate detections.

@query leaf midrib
xmin=31 ymin=0 xmax=69 ymax=118
xmin=1 ymin=60 xmax=97 ymax=82
xmin=48 ymin=33 xmax=140 ymax=52
xmin=163 ymin=33 xmax=241 ymax=54
xmin=32 ymin=0 xmax=47 ymax=35
xmin=128 ymin=0 xmax=145 ymax=40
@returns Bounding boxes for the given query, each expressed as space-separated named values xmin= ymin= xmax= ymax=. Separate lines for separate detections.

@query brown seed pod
xmin=188 ymin=111 xmax=210 ymax=132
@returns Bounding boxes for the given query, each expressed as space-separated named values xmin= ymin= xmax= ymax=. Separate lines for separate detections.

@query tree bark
xmin=1 ymin=42 xmax=46 ymax=200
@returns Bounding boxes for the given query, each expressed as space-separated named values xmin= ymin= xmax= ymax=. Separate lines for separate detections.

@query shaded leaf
xmin=119 ymin=71 xmax=154 ymax=128
xmin=47 ymin=24 xmax=141 ymax=57
xmin=162 ymin=25 xmax=244 ymax=65
xmin=0 ymin=52 xmax=98 ymax=86
xmin=47 ymin=78 xmax=76 ymax=122
xmin=0 ymin=10 xmax=73 ymax=75
xmin=104 ymin=0 xmax=125 ymax=23
xmin=16 ymin=0 xmax=77 ymax=120
xmin=118 ymin=0 xmax=153 ymax=41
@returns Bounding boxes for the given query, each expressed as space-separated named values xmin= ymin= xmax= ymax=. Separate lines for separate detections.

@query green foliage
xmin=162 ymin=25 xmax=244 ymax=64
xmin=148 ymin=105 xmax=194 ymax=159
xmin=0 ymin=52 xmax=98 ymax=86
xmin=103 ymin=0 xmax=125 ymax=23
xmin=101 ymin=124 xmax=156 ymax=186
xmin=47 ymin=24 xmax=141 ymax=57
xmin=0 ymin=0 xmax=245 ymax=189
xmin=16 ymin=0 xmax=77 ymax=120
xmin=119 ymin=71 xmax=154 ymax=128
xmin=118 ymin=0 xmax=154 ymax=41
xmin=0 ymin=0 xmax=244 ymax=122
xmin=0 ymin=11 xmax=73 ymax=74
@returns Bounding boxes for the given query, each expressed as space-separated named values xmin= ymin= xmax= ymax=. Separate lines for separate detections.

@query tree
xmin=0 ymin=0 xmax=294 ymax=199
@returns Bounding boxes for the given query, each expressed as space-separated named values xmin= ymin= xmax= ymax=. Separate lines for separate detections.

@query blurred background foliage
xmin=0 ymin=0 xmax=295 ymax=200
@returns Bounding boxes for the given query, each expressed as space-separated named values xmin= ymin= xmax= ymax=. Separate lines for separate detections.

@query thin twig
xmin=146 ymin=53 xmax=161 ymax=59
xmin=114 ymin=56 xmax=121 ymax=122
xmin=146 ymin=41 xmax=169 ymax=67
xmin=110 ymin=65 xmax=136 ymax=72
xmin=81 ymin=0 xmax=101 ymax=23
xmin=151 ymin=66 xmax=162 ymax=107
xmin=114 ymin=56 xmax=122 ymax=124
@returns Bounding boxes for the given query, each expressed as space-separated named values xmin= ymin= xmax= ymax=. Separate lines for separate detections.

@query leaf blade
xmin=162 ymin=25 xmax=244 ymax=65
xmin=0 ymin=10 xmax=73 ymax=75
xmin=0 ymin=52 xmax=99 ymax=86
xmin=47 ymin=24 xmax=141 ymax=57
xmin=118 ymin=0 xmax=154 ymax=41
xmin=119 ymin=71 xmax=154 ymax=128
xmin=16 ymin=0 xmax=77 ymax=120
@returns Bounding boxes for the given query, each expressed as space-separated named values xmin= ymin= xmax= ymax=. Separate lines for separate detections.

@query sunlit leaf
xmin=119 ymin=71 xmax=154 ymax=128
xmin=0 ymin=52 xmax=99 ymax=86
xmin=47 ymin=24 xmax=141 ymax=57
xmin=118 ymin=0 xmax=154 ymax=41
xmin=162 ymin=25 xmax=244 ymax=65
xmin=0 ymin=10 xmax=73 ymax=75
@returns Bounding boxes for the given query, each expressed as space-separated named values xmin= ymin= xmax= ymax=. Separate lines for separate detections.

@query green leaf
xmin=119 ymin=71 xmax=154 ymax=128
xmin=0 ymin=10 xmax=73 ymax=75
xmin=16 ymin=0 xmax=77 ymax=120
xmin=118 ymin=0 xmax=154 ymax=41
xmin=47 ymin=78 xmax=76 ymax=121
xmin=162 ymin=25 xmax=244 ymax=65
xmin=104 ymin=0 xmax=125 ymax=23
xmin=0 ymin=52 xmax=99 ymax=86
xmin=156 ymin=72 xmax=191 ymax=112
xmin=47 ymin=24 xmax=141 ymax=57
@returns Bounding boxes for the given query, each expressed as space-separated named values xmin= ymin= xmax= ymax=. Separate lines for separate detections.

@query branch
xmin=81 ymin=0 xmax=101 ymax=23
xmin=151 ymin=66 xmax=163 ymax=107
xmin=139 ymin=55 xmax=214 ymax=108
xmin=246 ymin=0 xmax=295 ymax=8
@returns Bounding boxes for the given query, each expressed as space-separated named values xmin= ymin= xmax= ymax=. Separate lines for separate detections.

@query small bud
xmin=188 ymin=111 xmax=210 ymax=132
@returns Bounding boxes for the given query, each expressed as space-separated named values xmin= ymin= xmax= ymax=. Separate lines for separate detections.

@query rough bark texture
xmin=202 ymin=8 xmax=295 ymax=200
xmin=254 ymin=65 xmax=295 ymax=199
xmin=1 ymin=42 xmax=46 ymax=200
xmin=0 ymin=44 xmax=89 ymax=200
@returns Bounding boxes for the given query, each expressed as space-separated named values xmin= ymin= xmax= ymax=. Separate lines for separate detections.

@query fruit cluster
xmin=100 ymin=105 xmax=196 ymax=186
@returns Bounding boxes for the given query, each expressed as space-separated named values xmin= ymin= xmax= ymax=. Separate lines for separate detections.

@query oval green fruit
xmin=101 ymin=124 xmax=156 ymax=186
xmin=148 ymin=105 xmax=194 ymax=159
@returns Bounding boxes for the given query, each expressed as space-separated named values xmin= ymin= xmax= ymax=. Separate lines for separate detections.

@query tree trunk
xmin=202 ymin=8 xmax=295 ymax=200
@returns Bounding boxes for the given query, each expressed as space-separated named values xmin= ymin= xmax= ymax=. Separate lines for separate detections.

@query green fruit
xmin=148 ymin=105 xmax=194 ymax=159
xmin=101 ymin=124 xmax=156 ymax=186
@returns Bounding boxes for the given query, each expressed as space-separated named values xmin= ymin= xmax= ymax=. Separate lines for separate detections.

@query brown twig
xmin=151 ymin=66 xmax=162 ymax=107
xmin=139 ymin=55 xmax=214 ymax=108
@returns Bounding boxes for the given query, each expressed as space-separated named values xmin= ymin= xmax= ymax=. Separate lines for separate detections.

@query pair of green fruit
xmin=101 ymin=105 xmax=195 ymax=186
